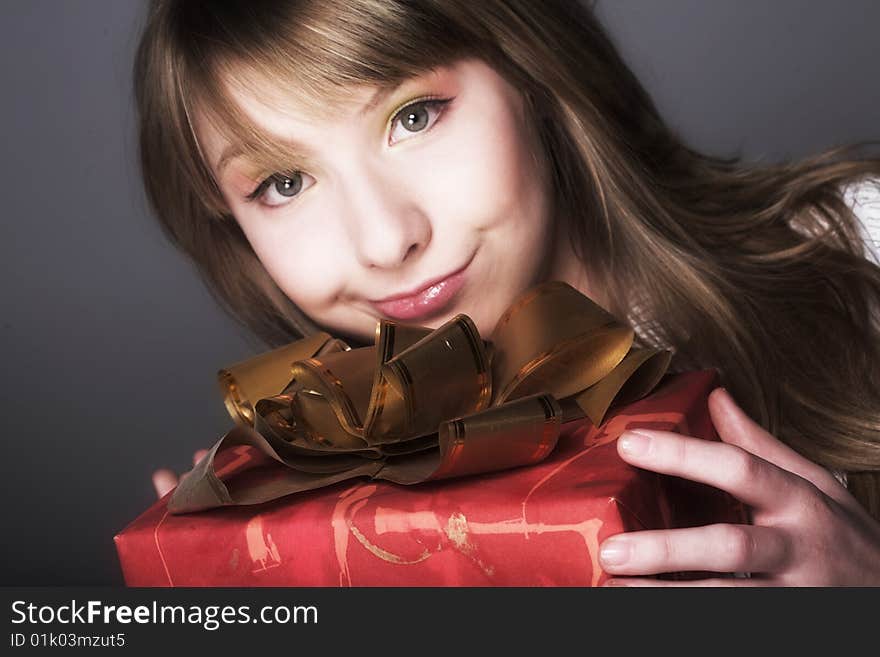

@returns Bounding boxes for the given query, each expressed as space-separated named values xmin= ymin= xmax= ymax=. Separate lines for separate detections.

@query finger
xmin=193 ymin=449 xmax=209 ymax=467
xmin=618 ymin=428 xmax=804 ymax=510
xmin=604 ymin=576 xmax=767 ymax=587
xmin=708 ymin=388 xmax=845 ymax=500
xmin=152 ymin=469 xmax=178 ymax=499
xmin=598 ymin=524 xmax=789 ymax=576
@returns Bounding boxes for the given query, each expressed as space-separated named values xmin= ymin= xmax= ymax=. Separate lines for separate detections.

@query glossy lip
xmin=368 ymin=257 xmax=473 ymax=322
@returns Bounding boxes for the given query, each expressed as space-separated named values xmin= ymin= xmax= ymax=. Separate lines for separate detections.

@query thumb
xmin=708 ymin=387 xmax=844 ymax=499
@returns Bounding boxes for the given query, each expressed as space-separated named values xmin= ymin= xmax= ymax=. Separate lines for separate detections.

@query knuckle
xmin=724 ymin=447 xmax=759 ymax=489
xmin=671 ymin=438 xmax=701 ymax=467
xmin=657 ymin=532 xmax=676 ymax=565
xmin=671 ymin=435 xmax=690 ymax=467
xmin=716 ymin=524 xmax=753 ymax=568
xmin=661 ymin=533 xmax=675 ymax=561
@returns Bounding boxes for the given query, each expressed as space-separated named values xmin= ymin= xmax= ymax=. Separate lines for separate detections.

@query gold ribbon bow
xmin=169 ymin=281 xmax=671 ymax=513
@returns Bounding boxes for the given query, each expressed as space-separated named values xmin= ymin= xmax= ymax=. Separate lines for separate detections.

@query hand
xmin=598 ymin=387 xmax=880 ymax=586
xmin=151 ymin=449 xmax=209 ymax=499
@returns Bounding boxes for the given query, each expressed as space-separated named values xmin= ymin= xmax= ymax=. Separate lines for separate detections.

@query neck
xmin=543 ymin=218 xmax=608 ymax=311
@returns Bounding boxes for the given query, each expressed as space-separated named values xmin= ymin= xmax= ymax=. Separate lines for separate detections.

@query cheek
xmin=419 ymin=105 xmax=547 ymax=237
xmin=236 ymin=208 xmax=349 ymax=310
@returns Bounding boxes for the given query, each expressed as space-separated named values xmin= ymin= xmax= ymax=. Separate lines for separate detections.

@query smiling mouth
xmin=368 ymin=260 xmax=472 ymax=322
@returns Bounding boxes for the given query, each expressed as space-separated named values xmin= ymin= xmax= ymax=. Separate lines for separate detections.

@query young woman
xmin=136 ymin=0 xmax=880 ymax=585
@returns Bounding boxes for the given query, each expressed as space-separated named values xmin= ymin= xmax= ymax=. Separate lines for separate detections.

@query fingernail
xmin=716 ymin=386 xmax=736 ymax=406
xmin=600 ymin=538 xmax=631 ymax=566
xmin=619 ymin=430 xmax=652 ymax=456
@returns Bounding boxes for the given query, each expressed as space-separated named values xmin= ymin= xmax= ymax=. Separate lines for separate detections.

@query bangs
xmin=171 ymin=0 xmax=488 ymax=190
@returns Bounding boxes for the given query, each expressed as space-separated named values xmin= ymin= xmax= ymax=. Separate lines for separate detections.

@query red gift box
xmin=115 ymin=369 xmax=747 ymax=586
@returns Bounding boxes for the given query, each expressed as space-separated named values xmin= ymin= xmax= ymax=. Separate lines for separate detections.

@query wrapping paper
xmin=116 ymin=369 xmax=748 ymax=586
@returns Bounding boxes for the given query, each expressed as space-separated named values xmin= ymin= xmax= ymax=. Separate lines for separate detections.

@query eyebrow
xmin=215 ymin=83 xmax=401 ymax=175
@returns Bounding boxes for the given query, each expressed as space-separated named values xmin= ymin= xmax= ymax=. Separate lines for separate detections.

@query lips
xmin=369 ymin=261 xmax=471 ymax=322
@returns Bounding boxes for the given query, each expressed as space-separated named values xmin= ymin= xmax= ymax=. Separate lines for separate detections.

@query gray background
xmin=1 ymin=1 xmax=877 ymax=585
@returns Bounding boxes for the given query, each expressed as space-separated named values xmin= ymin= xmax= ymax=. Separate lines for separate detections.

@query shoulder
xmin=841 ymin=177 xmax=880 ymax=264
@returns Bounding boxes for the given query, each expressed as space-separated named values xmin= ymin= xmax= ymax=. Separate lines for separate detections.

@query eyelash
xmin=245 ymin=95 xmax=453 ymax=207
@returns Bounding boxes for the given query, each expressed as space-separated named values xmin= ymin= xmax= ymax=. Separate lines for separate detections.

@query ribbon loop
xmin=378 ymin=314 xmax=492 ymax=442
xmin=431 ymin=393 xmax=563 ymax=481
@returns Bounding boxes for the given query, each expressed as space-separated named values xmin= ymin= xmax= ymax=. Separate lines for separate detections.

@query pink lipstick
xmin=369 ymin=263 xmax=470 ymax=322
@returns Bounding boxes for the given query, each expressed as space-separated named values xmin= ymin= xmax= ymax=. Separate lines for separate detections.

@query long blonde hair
xmin=134 ymin=0 xmax=880 ymax=518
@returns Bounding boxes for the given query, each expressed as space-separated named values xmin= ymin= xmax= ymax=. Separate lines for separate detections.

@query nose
xmin=342 ymin=162 xmax=432 ymax=271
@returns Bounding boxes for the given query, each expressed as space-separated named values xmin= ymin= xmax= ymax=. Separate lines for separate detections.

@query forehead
xmin=194 ymin=75 xmax=370 ymax=143
xmin=233 ymin=69 xmax=392 ymax=122
xmin=191 ymin=80 xmax=374 ymax=177
xmin=193 ymin=61 xmax=470 ymax=174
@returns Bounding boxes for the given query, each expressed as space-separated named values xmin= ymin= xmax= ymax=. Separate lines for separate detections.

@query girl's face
xmin=197 ymin=58 xmax=578 ymax=343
